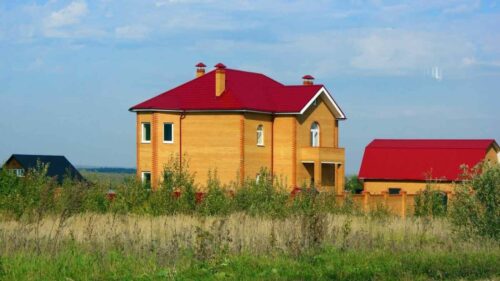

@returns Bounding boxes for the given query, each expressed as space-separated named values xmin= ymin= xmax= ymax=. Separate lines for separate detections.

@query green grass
xmin=79 ymin=170 xmax=135 ymax=187
xmin=1 ymin=246 xmax=499 ymax=281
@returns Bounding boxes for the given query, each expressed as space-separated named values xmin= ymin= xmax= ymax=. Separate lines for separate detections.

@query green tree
xmin=450 ymin=162 xmax=500 ymax=239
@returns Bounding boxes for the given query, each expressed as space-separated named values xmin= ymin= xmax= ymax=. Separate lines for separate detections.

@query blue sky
xmin=1 ymin=0 xmax=499 ymax=174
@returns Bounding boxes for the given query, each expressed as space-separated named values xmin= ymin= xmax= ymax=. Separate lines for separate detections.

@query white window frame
xmin=311 ymin=122 xmax=320 ymax=147
xmin=141 ymin=122 xmax=151 ymax=143
xmin=13 ymin=169 xmax=25 ymax=177
xmin=141 ymin=171 xmax=151 ymax=184
xmin=256 ymin=124 xmax=264 ymax=146
xmin=163 ymin=123 xmax=174 ymax=144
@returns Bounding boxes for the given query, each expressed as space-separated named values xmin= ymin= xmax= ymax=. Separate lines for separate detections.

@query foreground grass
xmin=1 ymin=245 xmax=499 ymax=281
xmin=1 ymin=213 xmax=499 ymax=280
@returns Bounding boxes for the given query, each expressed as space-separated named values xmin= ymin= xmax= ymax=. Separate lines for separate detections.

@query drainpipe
xmin=179 ymin=111 xmax=186 ymax=172
xmin=271 ymin=114 xmax=275 ymax=177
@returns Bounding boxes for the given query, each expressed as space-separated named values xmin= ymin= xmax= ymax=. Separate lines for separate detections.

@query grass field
xmin=0 ymin=164 xmax=498 ymax=280
xmin=1 ymin=213 xmax=499 ymax=280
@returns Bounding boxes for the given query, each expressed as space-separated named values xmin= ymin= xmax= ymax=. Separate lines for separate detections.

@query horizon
xmin=1 ymin=1 xmax=499 ymax=174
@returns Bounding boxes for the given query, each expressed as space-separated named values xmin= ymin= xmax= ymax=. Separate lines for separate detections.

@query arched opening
xmin=310 ymin=122 xmax=320 ymax=147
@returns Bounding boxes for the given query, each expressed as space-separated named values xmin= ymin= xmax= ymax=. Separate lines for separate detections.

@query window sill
xmin=163 ymin=141 xmax=174 ymax=144
xmin=141 ymin=141 xmax=151 ymax=144
xmin=257 ymin=144 xmax=265 ymax=147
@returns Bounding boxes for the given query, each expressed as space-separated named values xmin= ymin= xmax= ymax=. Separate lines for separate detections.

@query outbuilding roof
xmin=4 ymin=154 xmax=84 ymax=184
xmin=358 ymin=139 xmax=499 ymax=181
xmin=129 ymin=67 xmax=346 ymax=118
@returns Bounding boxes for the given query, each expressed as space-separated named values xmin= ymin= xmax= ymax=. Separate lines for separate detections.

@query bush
xmin=449 ymin=162 xmax=500 ymax=240
xmin=197 ymin=170 xmax=233 ymax=216
xmin=234 ymin=168 xmax=288 ymax=217
xmin=344 ymin=175 xmax=363 ymax=194
xmin=414 ymin=183 xmax=448 ymax=217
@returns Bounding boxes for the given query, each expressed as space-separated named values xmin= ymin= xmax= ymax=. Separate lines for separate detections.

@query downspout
xmin=179 ymin=111 xmax=186 ymax=172
xmin=271 ymin=114 xmax=275 ymax=177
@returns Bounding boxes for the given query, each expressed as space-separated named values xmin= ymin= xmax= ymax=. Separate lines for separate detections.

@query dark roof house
xmin=3 ymin=154 xmax=85 ymax=184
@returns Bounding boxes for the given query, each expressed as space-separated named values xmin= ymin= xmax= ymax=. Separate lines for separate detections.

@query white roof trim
xmin=299 ymin=86 xmax=346 ymax=119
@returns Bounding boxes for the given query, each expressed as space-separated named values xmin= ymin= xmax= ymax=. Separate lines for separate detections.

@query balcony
xmin=300 ymin=147 xmax=345 ymax=163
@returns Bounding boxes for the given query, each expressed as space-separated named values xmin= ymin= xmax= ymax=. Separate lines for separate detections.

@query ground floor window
xmin=388 ymin=188 xmax=401 ymax=195
xmin=141 ymin=172 xmax=151 ymax=188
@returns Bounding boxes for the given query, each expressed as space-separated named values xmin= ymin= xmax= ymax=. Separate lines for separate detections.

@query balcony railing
xmin=300 ymin=147 xmax=345 ymax=163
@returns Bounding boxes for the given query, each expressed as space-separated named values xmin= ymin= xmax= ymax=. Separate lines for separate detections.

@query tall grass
xmin=1 ymin=158 xmax=499 ymax=279
xmin=0 ymin=213 xmax=498 ymax=280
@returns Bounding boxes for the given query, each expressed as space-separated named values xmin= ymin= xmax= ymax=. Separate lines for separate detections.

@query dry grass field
xmin=0 ymin=212 xmax=499 ymax=280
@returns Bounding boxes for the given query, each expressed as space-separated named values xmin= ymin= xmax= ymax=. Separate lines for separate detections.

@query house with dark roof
xmin=130 ymin=63 xmax=346 ymax=193
xmin=3 ymin=154 xmax=85 ymax=184
xmin=358 ymin=139 xmax=500 ymax=195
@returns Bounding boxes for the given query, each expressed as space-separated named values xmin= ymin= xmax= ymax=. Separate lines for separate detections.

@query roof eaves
xmin=298 ymin=86 xmax=347 ymax=119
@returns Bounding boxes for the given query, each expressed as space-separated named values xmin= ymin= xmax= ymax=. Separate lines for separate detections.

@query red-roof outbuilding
xmin=359 ymin=139 xmax=499 ymax=182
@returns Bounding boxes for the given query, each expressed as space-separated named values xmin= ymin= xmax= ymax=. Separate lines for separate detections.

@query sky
xmin=0 ymin=0 xmax=499 ymax=174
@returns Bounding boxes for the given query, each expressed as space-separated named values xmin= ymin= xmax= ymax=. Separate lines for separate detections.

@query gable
xmin=4 ymin=158 xmax=22 ymax=169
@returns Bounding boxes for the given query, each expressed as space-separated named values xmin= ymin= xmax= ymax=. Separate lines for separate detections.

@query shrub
xmin=233 ymin=168 xmax=288 ymax=217
xmin=449 ymin=162 xmax=500 ymax=240
xmin=414 ymin=182 xmax=448 ymax=217
xmin=197 ymin=170 xmax=233 ymax=216
xmin=344 ymin=175 xmax=363 ymax=194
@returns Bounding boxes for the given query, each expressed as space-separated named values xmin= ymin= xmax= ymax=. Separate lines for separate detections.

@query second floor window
xmin=257 ymin=125 xmax=264 ymax=146
xmin=12 ymin=169 xmax=25 ymax=177
xmin=311 ymin=122 xmax=320 ymax=147
xmin=164 ymin=123 xmax=174 ymax=143
xmin=142 ymin=122 xmax=151 ymax=143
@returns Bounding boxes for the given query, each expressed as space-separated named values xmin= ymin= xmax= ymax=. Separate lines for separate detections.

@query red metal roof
xmin=358 ymin=139 xmax=498 ymax=181
xmin=130 ymin=68 xmax=345 ymax=116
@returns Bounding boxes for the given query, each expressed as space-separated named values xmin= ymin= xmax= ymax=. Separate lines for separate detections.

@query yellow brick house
xmin=129 ymin=63 xmax=346 ymax=193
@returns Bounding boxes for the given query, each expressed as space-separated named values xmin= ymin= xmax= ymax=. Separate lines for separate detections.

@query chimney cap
xmin=214 ymin=63 xmax=227 ymax=69
xmin=302 ymin=75 xmax=314 ymax=80
xmin=196 ymin=62 xmax=206 ymax=67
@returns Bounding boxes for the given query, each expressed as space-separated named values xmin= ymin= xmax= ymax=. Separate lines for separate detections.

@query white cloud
xmin=115 ymin=25 xmax=149 ymax=40
xmin=44 ymin=1 xmax=88 ymax=29
xmin=41 ymin=1 xmax=105 ymax=38
xmin=350 ymin=29 xmax=474 ymax=74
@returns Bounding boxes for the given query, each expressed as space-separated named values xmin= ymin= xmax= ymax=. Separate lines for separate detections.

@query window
xmin=12 ymin=169 xmax=25 ymax=177
xmin=141 ymin=123 xmax=151 ymax=143
xmin=388 ymin=188 xmax=401 ymax=195
xmin=163 ymin=123 xmax=174 ymax=143
xmin=256 ymin=125 xmax=264 ymax=146
xmin=310 ymin=122 xmax=320 ymax=147
xmin=141 ymin=172 xmax=151 ymax=188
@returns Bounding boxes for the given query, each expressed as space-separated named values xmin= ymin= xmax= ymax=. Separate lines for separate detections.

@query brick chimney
xmin=215 ymin=63 xmax=226 ymax=97
xmin=302 ymin=75 xmax=314 ymax=85
xmin=195 ymin=62 xmax=206 ymax=77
